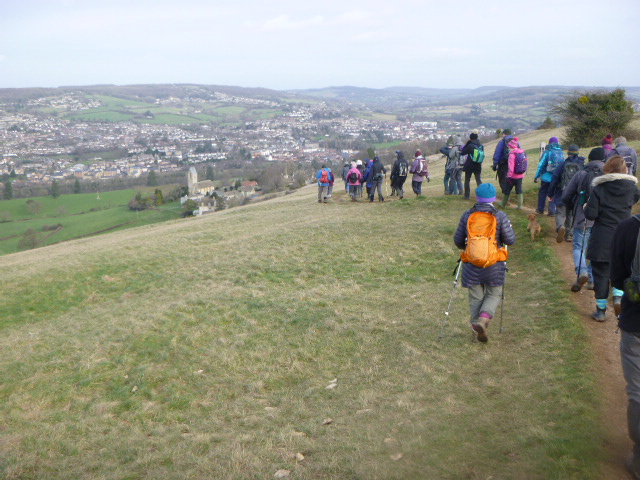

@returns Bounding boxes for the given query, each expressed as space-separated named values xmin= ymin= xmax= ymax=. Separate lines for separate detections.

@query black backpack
xmin=348 ymin=171 xmax=358 ymax=183
xmin=560 ymin=159 xmax=584 ymax=190
xmin=398 ymin=160 xmax=408 ymax=177
xmin=578 ymin=164 xmax=604 ymax=206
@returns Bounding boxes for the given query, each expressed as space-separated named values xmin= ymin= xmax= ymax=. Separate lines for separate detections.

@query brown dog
xmin=527 ymin=213 xmax=542 ymax=241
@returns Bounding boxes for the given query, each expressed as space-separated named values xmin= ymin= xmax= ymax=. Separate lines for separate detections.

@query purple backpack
xmin=514 ymin=151 xmax=528 ymax=174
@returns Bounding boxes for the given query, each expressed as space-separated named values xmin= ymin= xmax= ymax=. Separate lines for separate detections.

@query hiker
xmin=561 ymin=147 xmax=606 ymax=292
xmin=493 ymin=128 xmax=516 ymax=194
xmin=356 ymin=160 xmax=366 ymax=197
xmin=341 ymin=162 xmax=350 ymax=193
xmin=346 ymin=161 xmax=362 ymax=202
xmin=363 ymin=158 xmax=374 ymax=198
xmin=454 ymin=183 xmax=516 ymax=343
xmin=444 ymin=136 xmax=464 ymax=195
xmin=390 ymin=150 xmax=409 ymax=199
xmin=610 ymin=212 xmax=640 ymax=480
xmin=369 ymin=156 xmax=387 ymax=202
xmin=316 ymin=164 xmax=332 ymax=203
xmin=534 ymin=137 xmax=563 ymax=215
xmin=410 ymin=150 xmax=429 ymax=196
xmin=608 ymin=136 xmax=638 ymax=176
xmin=548 ymin=144 xmax=585 ymax=242
xmin=602 ymin=133 xmax=614 ymax=157
xmin=461 ymin=132 xmax=484 ymax=199
xmin=584 ymin=155 xmax=640 ymax=321
xmin=499 ymin=136 xmax=526 ymax=209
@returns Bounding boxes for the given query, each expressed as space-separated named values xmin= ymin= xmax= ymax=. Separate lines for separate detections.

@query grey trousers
xmin=468 ymin=284 xmax=502 ymax=322
xmin=317 ymin=185 xmax=329 ymax=201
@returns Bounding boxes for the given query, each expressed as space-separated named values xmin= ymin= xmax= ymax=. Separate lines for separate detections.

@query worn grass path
xmin=1 ymin=138 xmax=605 ymax=479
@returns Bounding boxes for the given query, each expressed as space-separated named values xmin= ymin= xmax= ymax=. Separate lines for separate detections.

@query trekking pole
xmin=499 ymin=246 xmax=508 ymax=334
xmin=438 ymin=259 xmax=462 ymax=341
xmin=575 ymin=222 xmax=588 ymax=284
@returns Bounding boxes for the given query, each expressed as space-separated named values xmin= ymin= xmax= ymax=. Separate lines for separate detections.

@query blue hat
xmin=476 ymin=183 xmax=496 ymax=203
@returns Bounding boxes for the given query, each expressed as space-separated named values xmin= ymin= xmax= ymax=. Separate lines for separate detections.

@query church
xmin=187 ymin=167 xmax=216 ymax=196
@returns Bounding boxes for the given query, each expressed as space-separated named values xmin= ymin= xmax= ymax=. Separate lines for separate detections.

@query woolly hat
xmin=568 ymin=144 xmax=580 ymax=154
xmin=415 ymin=150 xmax=422 ymax=158
xmin=508 ymin=137 xmax=519 ymax=149
xmin=588 ymin=147 xmax=606 ymax=162
xmin=503 ymin=128 xmax=512 ymax=136
xmin=549 ymin=136 xmax=559 ymax=144
xmin=475 ymin=183 xmax=496 ymax=203
xmin=453 ymin=135 xmax=463 ymax=145
xmin=470 ymin=133 xmax=479 ymax=140
xmin=356 ymin=159 xmax=363 ymax=165
xmin=602 ymin=133 xmax=613 ymax=145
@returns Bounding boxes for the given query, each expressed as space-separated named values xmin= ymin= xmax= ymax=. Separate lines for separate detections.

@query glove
xmin=427 ymin=176 xmax=430 ymax=182
xmin=534 ymin=178 xmax=538 ymax=183
xmin=491 ymin=164 xmax=497 ymax=172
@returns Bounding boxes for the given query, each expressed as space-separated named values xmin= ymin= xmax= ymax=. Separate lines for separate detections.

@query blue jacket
xmin=454 ymin=203 xmax=517 ymax=287
xmin=492 ymin=136 xmax=513 ymax=167
xmin=535 ymin=143 xmax=564 ymax=183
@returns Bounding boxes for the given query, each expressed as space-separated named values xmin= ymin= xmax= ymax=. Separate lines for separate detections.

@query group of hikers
xmin=449 ymin=129 xmax=640 ymax=478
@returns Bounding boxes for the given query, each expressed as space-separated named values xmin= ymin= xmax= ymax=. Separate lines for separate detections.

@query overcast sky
xmin=1 ymin=0 xmax=639 ymax=91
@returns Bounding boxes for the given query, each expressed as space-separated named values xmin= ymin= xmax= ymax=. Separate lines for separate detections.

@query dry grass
xmin=0 ymin=184 xmax=600 ymax=479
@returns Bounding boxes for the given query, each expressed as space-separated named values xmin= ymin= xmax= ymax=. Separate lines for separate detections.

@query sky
xmin=1 ymin=0 xmax=639 ymax=91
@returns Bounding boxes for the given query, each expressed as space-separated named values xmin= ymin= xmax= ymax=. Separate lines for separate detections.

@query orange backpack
xmin=460 ymin=211 xmax=508 ymax=268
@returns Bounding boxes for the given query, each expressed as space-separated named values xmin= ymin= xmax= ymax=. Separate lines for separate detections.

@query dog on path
xmin=527 ymin=213 xmax=542 ymax=241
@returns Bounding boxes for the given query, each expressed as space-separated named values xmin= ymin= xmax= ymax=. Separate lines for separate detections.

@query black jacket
xmin=584 ymin=173 xmax=640 ymax=262
xmin=611 ymin=215 xmax=640 ymax=332
xmin=461 ymin=139 xmax=483 ymax=173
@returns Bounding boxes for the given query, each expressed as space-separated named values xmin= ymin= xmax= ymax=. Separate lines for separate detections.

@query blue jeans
xmin=572 ymin=226 xmax=593 ymax=281
xmin=537 ymin=181 xmax=556 ymax=214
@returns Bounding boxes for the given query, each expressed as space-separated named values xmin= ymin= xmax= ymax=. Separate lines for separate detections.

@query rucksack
xmin=513 ymin=151 xmax=528 ymax=175
xmin=471 ymin=145 xmax=485 ymax=163
xmin=578 ymin=164 xmax=604 ymax=206
xmin=624 ymin=216 xmax=640 ymax=303
xmin=545 ymin=149 xmax=563 ymax=173
xmin=613 ymin=147 xmax=635 ymax=170
xmin=457 ymin=146 xmax=467 ymax=167
xmin=398 ymin=161 xmax=408 ymax=177
xmin=419 ymin=160 xmax=429 ymax=177
xmin=498 ymin=139 xmax=511 ymax=166
xmin=348 ymin=171 xmax=358 ymax=183
xmin=460 ymin=211 xmax=509 ymax=268
xmin=560 ymin=159 xmax=583 ymax=190
xmin=320 ymin=169 xmax=329 ymax=183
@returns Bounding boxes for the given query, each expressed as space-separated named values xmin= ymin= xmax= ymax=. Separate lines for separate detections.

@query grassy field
xmin=0 ymin=189 xmax=183 ymax=255
xmin=0 ymin=167 xmax=602 ymax=479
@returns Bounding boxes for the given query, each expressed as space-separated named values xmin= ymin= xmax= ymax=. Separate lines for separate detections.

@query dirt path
xmin=544 ymin=215 xmax=632 ymax=479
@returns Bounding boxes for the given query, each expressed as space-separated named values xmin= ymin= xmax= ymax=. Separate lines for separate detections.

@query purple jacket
xmin=410 ymin=157 xmax=428 ymax=182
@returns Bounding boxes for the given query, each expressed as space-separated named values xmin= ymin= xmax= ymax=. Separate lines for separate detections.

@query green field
xmin=0 ymin=189 xmax=183 ymax=255
xmin=0 ymin=170 xmax=602 ymax=479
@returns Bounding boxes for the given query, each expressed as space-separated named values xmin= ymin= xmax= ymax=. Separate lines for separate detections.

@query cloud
xmin=251 ymin=14 xmax=326 ymax=33
xmin=0 ymin=55 xmax=5 ymax=63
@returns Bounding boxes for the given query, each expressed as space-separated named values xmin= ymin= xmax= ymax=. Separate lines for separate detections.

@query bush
xmin=552 ymin=88 xmax=635 ymax=146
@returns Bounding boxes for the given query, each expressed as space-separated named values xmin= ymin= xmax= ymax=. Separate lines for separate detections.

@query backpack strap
xmin=631 ymin=216 xmax=640 ymax=281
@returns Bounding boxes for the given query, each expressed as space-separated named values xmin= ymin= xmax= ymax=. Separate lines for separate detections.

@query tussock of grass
xmin=0 ymin=182 xmax=600 ymax=479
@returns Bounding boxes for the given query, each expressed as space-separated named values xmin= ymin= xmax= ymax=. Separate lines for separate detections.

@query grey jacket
xmin=454 ymin=203 xmax=517 ymax=287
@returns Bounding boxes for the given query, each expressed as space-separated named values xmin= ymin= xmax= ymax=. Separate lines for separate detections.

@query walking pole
xmin=576 ymin=222 xmax=588 ymax=284
xmin=499 ymin=247 xmax=508 ymax=334
xmin=438 ymin=259 xmax=462 ymax=341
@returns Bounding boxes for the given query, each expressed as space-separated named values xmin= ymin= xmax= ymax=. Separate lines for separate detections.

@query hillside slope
xmin=0 ymin=184 xmax=600 ymax=479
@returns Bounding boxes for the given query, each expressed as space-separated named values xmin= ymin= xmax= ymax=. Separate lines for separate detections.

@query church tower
xmin=187 ymin=167 xmax=198 ymax=195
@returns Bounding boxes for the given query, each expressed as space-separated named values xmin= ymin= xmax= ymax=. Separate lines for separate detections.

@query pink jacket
xmin=507 ymin=147 xmax=526 ymax=179
xmin=346 ymin=167 xmax=362 ymax=186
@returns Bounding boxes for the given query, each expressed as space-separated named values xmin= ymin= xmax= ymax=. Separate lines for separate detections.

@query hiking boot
xmin=571 ymin=273 xmax=589 ymax=292
xmin=472 ymin=318 xmax=489 ymax=343
xmin=592 ymin=307 xmax=607 ymax=322
xmin=535 ymin=210 xmax=544 ymax=215
xmin=556 ymin=226 xmax=566 ymax=243
xmin=565 ymin=232 xmax=573 ymax=242
xmin=614 ymin=296 xmax=623 ymax=316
